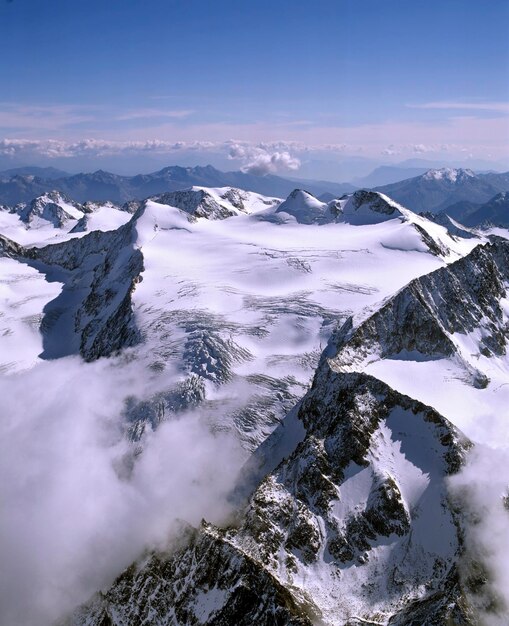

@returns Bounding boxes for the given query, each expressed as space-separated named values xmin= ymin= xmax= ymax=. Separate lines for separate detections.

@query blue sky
xmin=0 ymin=0 xmax=508 ymax=177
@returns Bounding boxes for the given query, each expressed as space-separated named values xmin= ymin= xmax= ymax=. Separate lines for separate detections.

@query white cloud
xmin=411 ymin=143 xmax=454 ymax=154
xmin=241 ymin=151 xmax=301 ymax=175
xmin=0 ymin=102 xmax=194 ymax=133
xmin=450 ymin=446 xmax=509 ymax=625
xmin=227 ymin=142 xmax=301 ymax=175
xmin=0 ymin=356 xmax=244 ymax=626
xmin=381 ymin=144 xmax=400 ymax=155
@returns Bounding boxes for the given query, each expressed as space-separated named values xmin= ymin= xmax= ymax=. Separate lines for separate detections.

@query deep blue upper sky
xmin=0 ymin=0 xmax=508 ymax=175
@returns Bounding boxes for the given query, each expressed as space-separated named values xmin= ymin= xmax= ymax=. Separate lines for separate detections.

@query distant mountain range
xmin=375 ymin=167 xmax=509 ymax=213
xmin=353 ymin=165 xmax=431 ymax=187
xmin=0 ymin=166 xmax=71 ymax=180
xmin=1 ymin=165 xmax=508 ymax=219
xmin=440 ymin=191 xmax=509 ymax=228
xmin=0 ymin=165 xmax=356 ymax=205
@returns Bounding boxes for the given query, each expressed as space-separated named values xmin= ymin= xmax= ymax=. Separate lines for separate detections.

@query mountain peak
xmin=422 ymin=167 xmax=475 ymax=183
xmin=492 ymin=190 xmax=509 ymax=203
xmin=17 ymin=191 xmax=83 ymax=227
xmin=275 ymin=189 xmax=332 ymax=224
xmin=340 ymin=189 xmax=406 ymax=225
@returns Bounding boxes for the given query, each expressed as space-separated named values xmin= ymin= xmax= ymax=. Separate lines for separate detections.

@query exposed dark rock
xmin=66 ymin=526 xmax=314 ymax=626
xmin=68 ymin=370 xmax=472 ymax=624
xmin=327 ymin=240 xmax=509 ymax=383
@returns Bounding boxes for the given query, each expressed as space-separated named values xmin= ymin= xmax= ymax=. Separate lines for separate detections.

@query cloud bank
xmin=0 ymin=138 xmax=304 ymax=175
xmin=448 ymin=402 xmax=509 ymax=624
xmin=0 ymin=356 xmax=244 ymax=626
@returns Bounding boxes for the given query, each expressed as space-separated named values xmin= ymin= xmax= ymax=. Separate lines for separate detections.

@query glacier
xmin=0 ymin=185 xmax=507 ymax=625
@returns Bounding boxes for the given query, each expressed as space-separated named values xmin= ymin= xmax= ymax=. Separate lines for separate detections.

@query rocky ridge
xmin=1 ymin=208 xmax=144 ymax=361
xmin=151 ymin=187 xmax=280 ymax=220
xmin=65 ymin=371 xmax=473 ymax=625
xmin=325 ymin=239 xmax=509 ymax=388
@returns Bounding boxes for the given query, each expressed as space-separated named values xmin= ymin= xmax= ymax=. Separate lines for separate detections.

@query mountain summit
xmin=375 ymin=168 xmax=509 ymax=213
xmin=422 ymin=167 xmax=476 ymax=183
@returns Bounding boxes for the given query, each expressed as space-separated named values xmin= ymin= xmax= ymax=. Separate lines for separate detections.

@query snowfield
xmin=0 ymin=185 xmax=507 ymax=626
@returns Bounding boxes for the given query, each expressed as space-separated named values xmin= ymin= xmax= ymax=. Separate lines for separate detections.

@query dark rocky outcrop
xmin=326 ymin=240 xmax=509 ymax=385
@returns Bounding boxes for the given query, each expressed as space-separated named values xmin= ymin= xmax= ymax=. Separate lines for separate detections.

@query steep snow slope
xmin=274 ymin=189 xmax=482 ymax=258
xmin=419 ymin=210 xmax=478 ymax=239
xmin=339 ymin=190 xmax=474 ymax=257
xmin=0 ymin=254 xmax=62 ymax=373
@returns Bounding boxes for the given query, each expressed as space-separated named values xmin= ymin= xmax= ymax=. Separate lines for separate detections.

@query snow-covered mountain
xmin=4 ymin=187 xmax=473 ymax=435
xmin=422 ymin=167 xmax=476 ymax=183
xmin=375 ymin=167 xmax=509 ymax=213
xmin=150 ymin=186 xmax=281 ymax=220
xmin=66 ymin=370 xmax=470 ymax=626
xmin=1 ymin=184 xmax=507 ymax=625
xmin=16 ymin=191 xmax=83 ymax=227
xmin=0 ymin=191 xmax=131 ymax=246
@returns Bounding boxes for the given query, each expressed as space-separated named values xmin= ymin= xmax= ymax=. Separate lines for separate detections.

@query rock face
xmin=16 ymin=191 xmax=83 ymax=227
xmin=419 ymin=211 xmax=478 ymax=239
xmin=0 ymin=232 xmax=24 ymax=258
xmin=327 ymin=240 xmax=509 ymax=386
xmin=66 ymin=370 xmax=472 ymax=626
xmin=151 ymin=186 xmax=280 ymax=220
xmin=67 ymin=525 xmax=314 ymax=626
xmin=152 ymin=188 xmax=241 ymax=220
xmin=43 ymin=223 xmax=143 ymax=361
xmin=2 ymin=209 xmax=145 ymax=361
xmin=342 ymin=189 xmax=404 ymax=224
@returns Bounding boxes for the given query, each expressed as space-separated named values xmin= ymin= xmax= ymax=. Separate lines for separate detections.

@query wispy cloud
xmin=408 ymin=101 xmax=509 ymax=113
xmin=0 ymin=103 xmax=100 ymax=131
xmin=0 ymin=102 xmax=194 ymax=134
xmin=114 ymin=108 xmax=194 ymax=121
xmin=0 ymin=357 xmax=244 ymax=626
